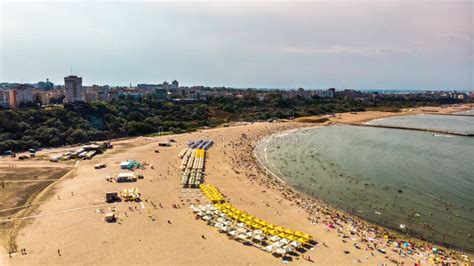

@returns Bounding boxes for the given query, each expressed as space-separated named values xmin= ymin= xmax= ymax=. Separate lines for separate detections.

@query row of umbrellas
xmin=215 ymin=202 xmax=312 ymax=244
xmin=200 ymin=184 xmax=225 ymax=203
xmin=192 ymin=204 xmax=303 ymax=256
xmin=197 ymin=183 xmax=313 ymax=243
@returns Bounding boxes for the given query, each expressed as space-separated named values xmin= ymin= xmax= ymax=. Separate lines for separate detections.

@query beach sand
xmin=1 ymin=105 xmax=472 ymax=265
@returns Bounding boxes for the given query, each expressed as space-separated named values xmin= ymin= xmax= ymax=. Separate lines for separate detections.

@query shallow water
xmin=256 ymin=118 xmax=474 ymax=251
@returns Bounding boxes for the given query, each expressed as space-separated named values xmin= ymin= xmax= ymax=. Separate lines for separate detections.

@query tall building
xmin=64 ymin=75 xmax=84 ymax=103
xmin=8 ymin=84 xmax=35 ymax=108
xmin=171 ymin=80 xmax=179 ymax=89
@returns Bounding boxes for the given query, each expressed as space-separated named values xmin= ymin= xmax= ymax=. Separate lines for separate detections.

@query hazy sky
xmin=1 ymin=1 xmax=472 ymax=90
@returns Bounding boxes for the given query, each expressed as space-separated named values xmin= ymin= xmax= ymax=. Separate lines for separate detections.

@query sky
xmin=1 ymin=1 xmax=473 ymax=90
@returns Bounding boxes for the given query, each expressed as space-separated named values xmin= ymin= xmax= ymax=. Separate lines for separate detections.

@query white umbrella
xmin=228 ymin=230 xmax=237 ymax=237
xmin=272 ymin=241 xmax=284 ymax=248
xmin=269 ymin=235 xmax=281 ymax=242
xmin=238 ymin=234 xmax=248 ymax=241
xmin=290 ymin=241 xmax=301 ymax=248
xmin=217 ymin=217 xmax=226 ymax=223
xmin=253 ymin=234 xmax=264 ymax=241
xmin=214 ymin=222 xmax=224 ymax=228
xmin=284 ymin=245 xmax=294 ymax=252
xmin=203 ymin=215 xmax=211 ymax=221
xmin=224 ymin=221 xmax=233 ymax=226
xmin=280 ymin=238 xmax=290 ymax=245
xmin=220 ymin=226 xmax=230 ymax=232
xmin=265 ymin=245 xmax=277 ymax=253
xmin=237 ymin=223 xmax=246 ymax=228
xmin=246 ymin=232 xmax=254 ymax=238
xmin=197 ymin=211 xmax=205 ymax=217
xmin=237 ymin=228 xmax=247 ymax=234
xmin=276 ymin=248 xmax=287 ymax=255
xmin=253 ymin=229 xmax=263 ymax=235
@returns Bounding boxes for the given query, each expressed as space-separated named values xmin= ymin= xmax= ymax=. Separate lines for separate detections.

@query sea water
xmin=256 ymin=116 xmax=474 ymax=251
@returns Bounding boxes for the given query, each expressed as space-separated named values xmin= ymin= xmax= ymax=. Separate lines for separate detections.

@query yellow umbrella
xmin=269 ymin=230 xmax=278 ymax=236
xmin=297 ymin=237 xmax=307 ymax=243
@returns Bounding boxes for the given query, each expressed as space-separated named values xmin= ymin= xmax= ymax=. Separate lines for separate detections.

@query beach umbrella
xmin=203 ymin=215 xmax=211 ymax=221
xmin=237 ymin=223 xmax=246 ymax=228
xmin=228 ymin=231 xmax=237 ymax=237
xmin=290 ymin=241 xmax=301 ymax=248
xmin=237 ymin=228 xmax=247 ymax=234
xmin=268 ymin=229 xmax=278 ymax=236
xmin=294 ymin=231 xmax=304 ymax=237
xmin=197 ymin=211 xmax=205 ymax=217
xmin=297 ymin=237 xmax=307 ymax=243
xmin=269 ymin=235 xmax=281 ymax=242
xmin=253 ymin=234 xmax=264 ymax=241
xmin=238 ymin=234 xmax=248 ymax=241
xmin=272 ymin=241 xmax=284 ymax=248
xmin=275 ymin=226 xmax=284 ymax=232
xmin=284 ymin=229 xmax=293 ymax=235
xmin=254 ymin=229 xmax=263 ymax=235
xmin=280 ymin=238 xmax=290 ymax=245
xmin=220 ymin=226 xmax=230 ymax=232
xmin=265 ymin=245 xmax=277 ymax=253
xmin=276 ymin=248 xmax=287 ymax=255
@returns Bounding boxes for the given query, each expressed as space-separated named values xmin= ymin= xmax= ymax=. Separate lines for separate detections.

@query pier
xmin=340 ymin=122 xmax=474 ymax=137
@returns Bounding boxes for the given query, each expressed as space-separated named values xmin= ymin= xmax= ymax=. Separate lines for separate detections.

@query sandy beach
xmin=0 ymin=104 xmax=472 ymax=265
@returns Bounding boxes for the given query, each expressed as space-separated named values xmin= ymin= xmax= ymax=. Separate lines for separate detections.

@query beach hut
xmin=115 ymin=173 xmax=137 ymax=183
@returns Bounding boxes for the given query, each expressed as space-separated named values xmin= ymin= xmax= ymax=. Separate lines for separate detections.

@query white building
xmin=64 ymin=75 xmax=85 ymax=103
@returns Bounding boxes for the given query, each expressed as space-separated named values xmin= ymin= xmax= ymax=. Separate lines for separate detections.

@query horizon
xmin=1 ymin=1 xmax=473 ymax=90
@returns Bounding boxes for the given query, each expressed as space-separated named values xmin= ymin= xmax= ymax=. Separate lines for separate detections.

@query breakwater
xmin=341 ymin=122 xmax=474 ymax=137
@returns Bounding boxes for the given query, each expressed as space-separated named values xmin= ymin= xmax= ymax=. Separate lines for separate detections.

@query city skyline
xmin=1 ymin=1 xmax=472 ymax=90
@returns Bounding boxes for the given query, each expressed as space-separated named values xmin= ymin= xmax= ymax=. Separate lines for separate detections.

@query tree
xmin=67 ymin=129 xmax=88 ymax=144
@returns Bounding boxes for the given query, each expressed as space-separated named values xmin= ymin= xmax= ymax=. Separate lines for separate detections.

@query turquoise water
xmin=367 ymin=114 xmax=474 ymax=134
xmin=256 ymin=119 xmax=474 ymax=251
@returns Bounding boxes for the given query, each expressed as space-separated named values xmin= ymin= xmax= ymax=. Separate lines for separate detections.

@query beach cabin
xmin=115 ymin=173 xmax=137 ymax=183
xmin=120 ymin=161 xmax=133 ymax=169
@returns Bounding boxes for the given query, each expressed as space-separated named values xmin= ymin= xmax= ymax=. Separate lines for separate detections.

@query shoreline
xmin=252 ymin=125 xmax=473 ymax=255
xmin=1 ymin=103 xmax=472 ymax=265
